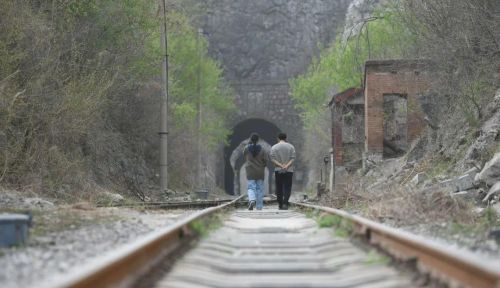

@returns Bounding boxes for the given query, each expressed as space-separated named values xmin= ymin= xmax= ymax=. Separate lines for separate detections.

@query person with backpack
xmin=243 ymin=133 xmax=268 ymax=210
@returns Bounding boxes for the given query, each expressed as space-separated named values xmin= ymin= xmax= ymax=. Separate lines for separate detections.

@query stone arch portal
xmin=224 ymin=118 xmax=281 ymax=195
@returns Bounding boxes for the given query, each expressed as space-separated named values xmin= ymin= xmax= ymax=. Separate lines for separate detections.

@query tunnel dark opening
xmin=224 ymin=118 xmax=281 ymax=195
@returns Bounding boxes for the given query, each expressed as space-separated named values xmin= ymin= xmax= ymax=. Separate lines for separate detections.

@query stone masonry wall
xmin=231 ymin=81 xmax=300 ymax=139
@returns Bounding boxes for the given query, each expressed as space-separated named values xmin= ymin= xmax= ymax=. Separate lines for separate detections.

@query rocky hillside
xmin=296 ymin=0 xmax=500 ymax=256
xmin=199 ymin=0 xmax=351 ymax=82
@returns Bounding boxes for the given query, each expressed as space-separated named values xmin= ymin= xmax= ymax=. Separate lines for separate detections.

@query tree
xmin=0 ymin=0 xmax=234 ymax=199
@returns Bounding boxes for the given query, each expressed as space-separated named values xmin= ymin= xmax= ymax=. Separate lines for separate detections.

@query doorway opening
xmin=383 ymin=94 xmax=408 ymax=158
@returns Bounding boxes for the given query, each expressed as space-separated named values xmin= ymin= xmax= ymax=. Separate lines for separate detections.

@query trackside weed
xmin=363 ymin=249 xmax=391 ymax=266
xmin=188 ymin=213 xmax=225 ymax=238
xmin=315 ymin=212 xmax=354 ymax=238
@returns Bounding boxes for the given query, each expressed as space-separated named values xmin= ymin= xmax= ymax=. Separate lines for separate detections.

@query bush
xmin=0 ymin=0 xmax=234 ymax=200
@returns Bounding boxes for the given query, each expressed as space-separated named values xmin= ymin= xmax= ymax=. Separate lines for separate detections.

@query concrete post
xmin=159 ymin=0 xmax=169 ymax=193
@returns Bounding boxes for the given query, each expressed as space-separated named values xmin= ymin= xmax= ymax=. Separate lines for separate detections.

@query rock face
xmin=456 ymin=89 xmax=500 ymax=171
xmin=455 ymin=168 xmax=478 ymax=191
xmin=342 ymin=0 xmax=383 ymax=42
xmin=476 ymin=153 xmax=500 ymax=187
xmin=199 ymin=0 xmax=352 ymax=129
xmin=439 ymin=168 xmax=478 ymax=193
xmin=197 ymin=0 xmax=353 ymax=191
xmin=101 ymin=192 xmax=125 ymax=204
xmin=483 ymin=181 xmax=500 ymax=202
xmin=410 ymin=172 xmax=427 ymax=186
xmin=200 ymin=0 xmax=351 ymax=82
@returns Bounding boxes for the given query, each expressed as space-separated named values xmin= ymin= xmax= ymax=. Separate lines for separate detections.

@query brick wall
xmin=364 ymin=60 xmax=430 ymax=156
xmin=330 ymin=90 xmax=364 ymax=169
xmin=333 ymin=112 xmax=343 ymax=166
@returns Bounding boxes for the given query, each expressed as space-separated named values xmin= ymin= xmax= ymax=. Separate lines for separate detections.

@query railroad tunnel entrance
xmin=224 ymin=118 xmax=281 ymax=195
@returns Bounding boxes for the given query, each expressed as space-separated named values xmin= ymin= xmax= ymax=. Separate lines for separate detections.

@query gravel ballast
xmin=0 ymin=206 xmax=193 ymax=288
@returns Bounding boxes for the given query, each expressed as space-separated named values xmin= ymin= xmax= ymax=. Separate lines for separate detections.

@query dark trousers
xmin=275 ymin=172 xmax=293 ymax=207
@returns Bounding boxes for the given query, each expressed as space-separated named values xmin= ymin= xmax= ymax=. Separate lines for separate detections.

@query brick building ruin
xmin=329 ymin=87 xmax=365 ymax=172
xmin=364 ymin=59 xmax=430 ymax=168
xmin=329 ymin=59 xmax=431 ymax=191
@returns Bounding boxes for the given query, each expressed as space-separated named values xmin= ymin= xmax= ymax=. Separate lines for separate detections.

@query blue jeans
xmin=247 ymin=179 xmax=264 ymax=210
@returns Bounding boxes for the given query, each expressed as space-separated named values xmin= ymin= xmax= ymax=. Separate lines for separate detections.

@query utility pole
xmin=197 ymin=28 xmax=204 ymax=187
xmin=159 ymin=0 xmax=169 ymax=194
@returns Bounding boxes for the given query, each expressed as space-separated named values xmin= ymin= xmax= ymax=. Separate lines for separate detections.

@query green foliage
xmin=363 ymin=249 xmax=391 ymax=266
xmin=0 ymin=0 xmax=234 ymax=196
xmin=189 ymin=213 xmax=224 ymax=238
xmin=334 ymin=226 xmax=351 ymax=238
xmin=397 ymin=0 xmax=498 ymax=131
xmin=66 ymin=0 xmax=98 ymax=18
xmin=426 ymin=159 xmax=452 ymax=179
xmin=0 ymin=2 xmax=26 ymax=78
xmin=125 ymin=8 xmax=234 ymax=148
xmin=481 ymin=207 xmax=498 ymax=228
xmin=290 ymin=7 xmax=414 ymax=130
xmin=163 ymin=11 xmax=234 ymax=147
xmin=316 ymin=213 xmax=352 ymax=237
xmin=458 ymin=78 xmax=492 ymax=127
xmin=317 ymin=214 xmax=342 ymax=228
xmin=447 ymin=207 xmax=498 ymax=239
xmin=336 ymin=217 xmax=354 ymax=238
xmin=305 ymin=208 xmax=319 ymax=219
xmin=313 ymin=212 xmax=354 ymax=238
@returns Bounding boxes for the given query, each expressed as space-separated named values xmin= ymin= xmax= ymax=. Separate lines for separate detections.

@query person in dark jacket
xmin=243 ymin=133 xmax=268 ymax=210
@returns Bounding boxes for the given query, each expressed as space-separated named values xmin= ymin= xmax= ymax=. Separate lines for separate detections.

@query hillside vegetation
xmin=291 ymin=0 xmax=500 ymax=189
xmin=0 ymin=0 xmax=234 ymax=201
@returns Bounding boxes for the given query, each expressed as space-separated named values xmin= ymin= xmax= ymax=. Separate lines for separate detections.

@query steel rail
xmin=41 ymin=195 xmax=245 ymax=288
xmin=293 ymin=202 xmax=500 ymax=288
xmin=97 ymin=198 xmax=276 ymax=209
xmin=96 ymin=198 xmax=236 ymax=208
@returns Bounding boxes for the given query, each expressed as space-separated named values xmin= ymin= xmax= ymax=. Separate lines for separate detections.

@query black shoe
xmin=282 ymin=203 xmax=288 ymax=210
xmin=248 ymin=200 xmax=256 ymax=210
xmin=278 ymin=204 xmax=283 ymax=210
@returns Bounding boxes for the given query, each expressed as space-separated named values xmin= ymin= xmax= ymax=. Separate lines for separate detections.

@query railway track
xmin=42 ymin=197 xmax=500 ymax=288
xmin=97 ymin=198 xmax=238 ymax=209
xmin=97 ymin=197 xmax=276 ymax=210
